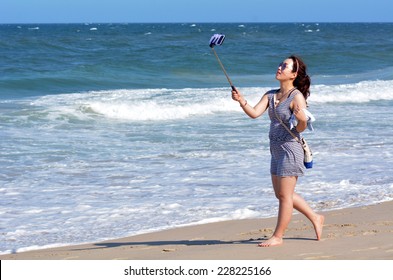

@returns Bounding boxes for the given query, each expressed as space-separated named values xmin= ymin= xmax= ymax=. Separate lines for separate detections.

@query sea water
xmin=1 ymin=23 xmax=393 ymax=254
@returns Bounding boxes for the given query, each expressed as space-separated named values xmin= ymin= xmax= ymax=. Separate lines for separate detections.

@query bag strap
xmin=273 ymin=89 xmax=302 ymax=144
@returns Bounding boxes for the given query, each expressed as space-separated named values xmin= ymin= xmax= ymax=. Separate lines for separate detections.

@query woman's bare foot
xmin=313 ymin=214 xmax=325 ymax=240
xmin=258 ymin=236 xmax=283 ymax=247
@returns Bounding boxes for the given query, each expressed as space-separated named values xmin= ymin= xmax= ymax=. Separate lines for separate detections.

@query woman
xmin=232 ymin=55 xmax=324 ymax=247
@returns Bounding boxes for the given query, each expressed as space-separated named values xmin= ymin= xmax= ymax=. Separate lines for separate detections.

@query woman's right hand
xmin=231 ymin=87 xmax=243 ymax=102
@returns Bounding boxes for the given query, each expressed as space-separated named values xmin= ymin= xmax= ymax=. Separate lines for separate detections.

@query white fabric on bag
xmin=289 ymin=109 xmax=315 ymax=131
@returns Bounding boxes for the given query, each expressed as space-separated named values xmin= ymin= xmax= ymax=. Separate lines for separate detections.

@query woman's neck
xmin=279 ymin=81 xmax=295 ymax=93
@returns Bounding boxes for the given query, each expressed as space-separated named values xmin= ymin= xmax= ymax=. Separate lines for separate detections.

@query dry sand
xmin=2 ymin=201 xmax=393 ymax=260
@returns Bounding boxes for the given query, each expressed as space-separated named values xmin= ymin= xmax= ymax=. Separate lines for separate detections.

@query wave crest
xmin=310 ymin=80 xmax=393 ymax=103
xmin=30 ymin=80 xmax=393 ymax=122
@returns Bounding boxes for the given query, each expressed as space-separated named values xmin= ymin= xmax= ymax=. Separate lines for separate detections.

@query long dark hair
xmin=289 ymin=55 xmax=311 ymax=100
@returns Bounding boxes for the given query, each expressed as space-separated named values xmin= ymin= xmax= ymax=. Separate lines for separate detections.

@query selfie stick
xmin=209 ymin=34 xmax=235 ymax=90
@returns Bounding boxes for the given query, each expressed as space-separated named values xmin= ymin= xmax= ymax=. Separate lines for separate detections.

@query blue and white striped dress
xmin=266 ymin=89 xmax=305 ymax=177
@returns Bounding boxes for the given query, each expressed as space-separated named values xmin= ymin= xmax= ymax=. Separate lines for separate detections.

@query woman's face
xmin=276 ymin=58 xmax=296 ymax=81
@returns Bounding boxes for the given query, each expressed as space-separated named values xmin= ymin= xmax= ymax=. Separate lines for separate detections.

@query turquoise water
xmin=1 ymin=23 xmax=393 ymax=254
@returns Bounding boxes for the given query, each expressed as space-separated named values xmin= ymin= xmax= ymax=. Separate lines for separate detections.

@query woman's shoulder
xmin=291 ymin=89 xmax=307 ymax=107
xmin=294 ymin=88 xmax=303 ymax=95
xmin=292 ymin=89 xmax=305 ymax=100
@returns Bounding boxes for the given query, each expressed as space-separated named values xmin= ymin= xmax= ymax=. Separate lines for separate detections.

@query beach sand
xmin=2 ymin=201 xmax=393 ymax=260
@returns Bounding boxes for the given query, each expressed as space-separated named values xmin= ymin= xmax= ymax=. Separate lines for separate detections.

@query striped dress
xmin=266 ymin=89 xmax=305 ymax=177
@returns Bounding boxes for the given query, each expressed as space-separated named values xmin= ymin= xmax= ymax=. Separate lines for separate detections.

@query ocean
xmin=1 ymin=23 xmax=393 ymax=254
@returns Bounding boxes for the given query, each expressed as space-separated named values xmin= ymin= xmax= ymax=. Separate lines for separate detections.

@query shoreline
xmin=2 ymin=201 xmax=393 ymax=260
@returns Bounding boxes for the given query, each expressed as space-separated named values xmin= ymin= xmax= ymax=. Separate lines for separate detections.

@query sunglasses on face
xmin=278 ymin=62 xmax=293 ymax=71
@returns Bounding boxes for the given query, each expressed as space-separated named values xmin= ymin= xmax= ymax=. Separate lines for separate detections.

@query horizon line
xmin=1 ymin=21 xmax=393 ymax=25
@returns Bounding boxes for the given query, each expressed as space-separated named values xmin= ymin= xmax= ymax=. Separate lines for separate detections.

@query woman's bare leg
xmin=258 ymin=175 xmax=296 ymax=247
xmin=258 ymin=176 xmax=324 ymax=247
xmin=293 ymin=193 xmax=324 ymax=240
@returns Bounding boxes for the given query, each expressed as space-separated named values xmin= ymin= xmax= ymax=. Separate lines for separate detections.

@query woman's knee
xmin=274 ymin=191 xmax=292 ymax=201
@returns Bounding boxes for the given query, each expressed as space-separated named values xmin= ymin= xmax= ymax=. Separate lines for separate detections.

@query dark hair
xmin=289 ymin=55 xmax=311 ymax=100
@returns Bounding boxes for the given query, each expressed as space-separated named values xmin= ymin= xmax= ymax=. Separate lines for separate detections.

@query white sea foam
xmin=310 ymin=80 xmax=393 ymax=104
xmin=29 ymin=80 xmax=393 ymax=123
xmin=87 ymin=99 xmax=232 ymax=121
xmin=32 ymin=88 xmax=243 ymax=122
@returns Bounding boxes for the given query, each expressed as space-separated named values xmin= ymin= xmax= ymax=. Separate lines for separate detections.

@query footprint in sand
xmin=361 ymin=230 xmax=379 ymax=235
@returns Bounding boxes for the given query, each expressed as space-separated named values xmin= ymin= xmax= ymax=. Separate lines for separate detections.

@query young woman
xmin=231 ymin=55 xmax=324 ymax=247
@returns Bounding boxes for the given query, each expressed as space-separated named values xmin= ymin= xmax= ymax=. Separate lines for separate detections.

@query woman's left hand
xmin=293 ymin=104 xmax=301 ymax=116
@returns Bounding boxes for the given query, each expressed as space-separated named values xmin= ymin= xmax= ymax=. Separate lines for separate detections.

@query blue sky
xmin=1 ymin=0 xmax=392 ymax=23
